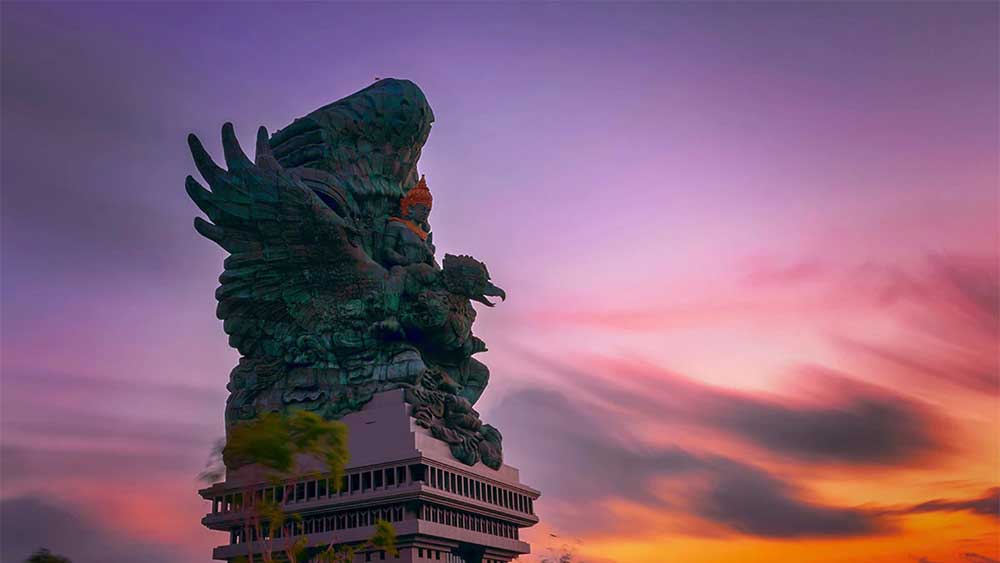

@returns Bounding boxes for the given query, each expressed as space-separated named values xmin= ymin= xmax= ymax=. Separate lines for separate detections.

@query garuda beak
xmin=472 ymin=282 xmax=506 ymax=307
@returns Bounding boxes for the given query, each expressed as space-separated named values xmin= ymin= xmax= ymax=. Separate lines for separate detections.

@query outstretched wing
xmin=185 ymin=123 xmax=378 ymax=357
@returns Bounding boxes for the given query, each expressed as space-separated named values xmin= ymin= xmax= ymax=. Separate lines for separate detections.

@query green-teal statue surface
xmin=186 ymin=79 xmax=506 ymax=469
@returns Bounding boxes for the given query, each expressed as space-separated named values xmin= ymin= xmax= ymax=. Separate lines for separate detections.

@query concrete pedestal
xmin=200 ymin=390 xmax=540 ymax=563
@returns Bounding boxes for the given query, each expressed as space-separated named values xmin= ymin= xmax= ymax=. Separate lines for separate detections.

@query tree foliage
xmin=200 ymin=410 xmax=393 ymax=563
xmin=25 ymin=549 xmax=71 ymax=563
xmin=224 ymin=410 xmax=349 ymax=483
xmin=541 ymin=543 xmax=587 ymax=563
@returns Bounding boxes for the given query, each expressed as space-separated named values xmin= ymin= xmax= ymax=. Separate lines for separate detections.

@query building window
xmin=410 ymin=464 xmax=426 ymax=483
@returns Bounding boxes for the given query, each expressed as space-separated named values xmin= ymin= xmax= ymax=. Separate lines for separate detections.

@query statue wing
xmin=186 ymin=123 xmax=378 ymax=357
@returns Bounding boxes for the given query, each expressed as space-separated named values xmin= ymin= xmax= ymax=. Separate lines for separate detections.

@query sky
xmin=1 ymin=2 xmax=997 ymax=562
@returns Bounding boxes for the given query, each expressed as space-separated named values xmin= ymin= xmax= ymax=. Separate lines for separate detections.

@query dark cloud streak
xmin=706 ymin=367 xmax=944 ymax=465
xmin=489 ymin=388 xmax=888 ymax=538
xmin=522 ymin=350 xmax=946 ymax=466
xmin=694 ymin=458 xmax=879 ymax=538
xmin=891 ymin=488 xmax=999 ymax=520
xmin=0 ymin=496 xmax=176 ymax=563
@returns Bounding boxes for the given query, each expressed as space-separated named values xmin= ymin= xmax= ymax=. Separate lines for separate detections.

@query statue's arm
xmin=382 ymin=227 xmax=409 ymax=267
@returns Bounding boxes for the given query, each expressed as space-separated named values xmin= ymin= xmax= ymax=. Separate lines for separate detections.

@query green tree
xmin=25 ymin=548 xmax=71 ymax=563
xmin=202 ymin=411 xmax=396 ymax=563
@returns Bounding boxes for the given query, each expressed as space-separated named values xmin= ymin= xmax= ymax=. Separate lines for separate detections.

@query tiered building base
xmin=200 ymin=390 xmax=540 ymax=563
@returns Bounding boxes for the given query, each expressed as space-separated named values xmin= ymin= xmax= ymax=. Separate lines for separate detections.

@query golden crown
xmin=401 ymin=175 xmax=433 ymax=214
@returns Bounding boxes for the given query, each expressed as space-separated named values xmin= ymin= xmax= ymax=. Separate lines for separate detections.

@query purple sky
xmin=2 ymin=3 xmax=997 ymax=563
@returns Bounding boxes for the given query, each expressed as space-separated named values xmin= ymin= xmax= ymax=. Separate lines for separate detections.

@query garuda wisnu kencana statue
xmin=186 ymin=79 xmax=507 ymax=469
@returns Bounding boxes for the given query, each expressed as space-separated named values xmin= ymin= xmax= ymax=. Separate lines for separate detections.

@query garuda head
xmin=442 ymin=254 xmax=506 ymax=307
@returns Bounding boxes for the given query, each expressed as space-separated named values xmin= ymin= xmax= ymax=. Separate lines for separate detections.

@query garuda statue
xmin=186 ymin=79 xmax=507 ymax=469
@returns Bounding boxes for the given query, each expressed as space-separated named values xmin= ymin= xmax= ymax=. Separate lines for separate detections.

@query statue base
xmin=199 ymin=390 xmax=540 ymax=563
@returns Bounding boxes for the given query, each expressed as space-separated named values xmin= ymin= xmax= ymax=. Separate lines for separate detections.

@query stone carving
xmin=186 ymin=79 xmax=506 ymax=469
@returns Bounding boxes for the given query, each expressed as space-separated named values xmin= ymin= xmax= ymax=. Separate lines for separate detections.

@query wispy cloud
xmin=839 ymin=254 xmax=998 ymax=396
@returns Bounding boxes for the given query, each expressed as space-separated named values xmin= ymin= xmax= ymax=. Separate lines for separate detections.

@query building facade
xmin=200 ymin=390 xmax=540 ymax=562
